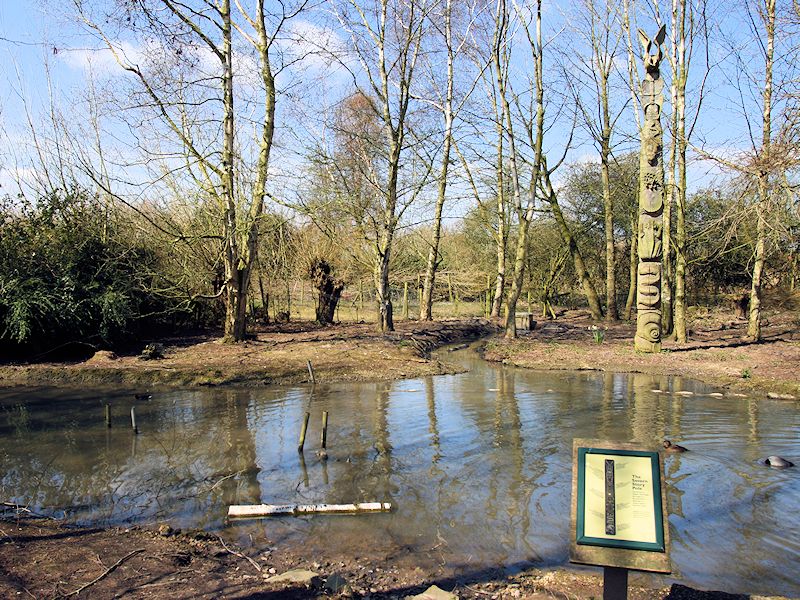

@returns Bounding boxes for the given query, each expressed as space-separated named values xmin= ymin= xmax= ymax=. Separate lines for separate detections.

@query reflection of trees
xmin=630 ymin=373 xmax=665 ymax=443
xmin=424 ymin=377 xmax=441 ymax=464
xmin=0 ymin=389 xmax=262 ymax=528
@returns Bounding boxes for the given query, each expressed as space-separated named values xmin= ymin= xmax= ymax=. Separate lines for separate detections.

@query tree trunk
xmin=623 ymin=212 xmax=637 ymax=320
xmin=600 ymin=116 xmax=617 ymax=319
xmin=748 ymin=179 xmax=767 ymax=339
xmin=502 ymin=0 xmax=544 ymax=339
xmin=221 ymin=0 xmax=243 ymax=342
xmin=376 ymin=244 xmax=394 ymax=332
xmin=420 ymin=0 xmax=454 ymax=322
xmin=662 ymin=0 xmax=679 ymax=337
xmin=672 ymin=0 xmax=689 ymax=343
xmin=490 ymin=119 xmax=506 ymax=318
xmin=311 ymin=259 xmax=344 ymax=325
xmin=544 ymin=167 xmax=604 ymax=320
xmin=504 ymin=216 xmax=532 ymax=338
xmin=748 ymin=0 xmax=774 ymax=341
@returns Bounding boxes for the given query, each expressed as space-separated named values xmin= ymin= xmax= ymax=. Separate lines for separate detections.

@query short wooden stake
xmin=603 ymin=567 xmax=628 ymax=600
xmin=320 ymin=411 xmax=329 ymax=449
xmin=130 ymin=406 xmax=138 ymax=434
xmin=297 ymin=412 xmax=310 ymax=453
xmin=105 ymin=404 xmax=112 ymax=428
xmin=306 ymin=360 xmax=316 ymax=385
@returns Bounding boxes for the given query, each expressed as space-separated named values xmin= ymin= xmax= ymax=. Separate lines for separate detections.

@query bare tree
xmin=502 ymin=0 xmax=545 ymax=338
xmin=73 ymin=0 xmax=305 ymax=341
xmin=332 ymin=0 xmax=431 ymax=331
xmin=747 ymin=0 xmax=775 ymax=340
xmin=540 ymin=158 xmax=605 ymax=319
xmin=419 ymin=0 xmax=481 ymax=320
xmin=565 ymin=0 xmax=629 ymax=321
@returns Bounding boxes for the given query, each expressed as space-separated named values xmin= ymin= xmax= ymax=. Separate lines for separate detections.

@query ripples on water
xmin=0 ymin=349 xmax=797 ymax=595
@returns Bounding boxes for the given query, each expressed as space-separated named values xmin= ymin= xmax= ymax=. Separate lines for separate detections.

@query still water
xmin=1 ymin=349 xmax=798 ymax=595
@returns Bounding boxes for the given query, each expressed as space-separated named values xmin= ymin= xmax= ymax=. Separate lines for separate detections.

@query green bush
xmin=0 ymin=188 xmax=181 ymax=357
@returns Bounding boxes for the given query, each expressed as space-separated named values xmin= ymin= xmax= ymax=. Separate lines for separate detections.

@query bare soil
xmin=483 ymin=306 xmax=800 ymax=399
xmin=2 ymin=516 xmax=779 ymax=600
xmin=0 ymin=319 xmax=499 ymax=389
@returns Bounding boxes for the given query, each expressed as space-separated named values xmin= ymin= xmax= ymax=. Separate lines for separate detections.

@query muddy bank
xmin=0 ymin=319 xmax=498 ymax=389
xmin=482 ymin=309 xmax=800 ymax=399
xmin=1 ymin=516 xmax=783 ymax=600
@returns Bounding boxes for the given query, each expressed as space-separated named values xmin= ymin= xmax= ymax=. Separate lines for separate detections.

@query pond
xmin=1 ymin=348 xmax=798 ymax=596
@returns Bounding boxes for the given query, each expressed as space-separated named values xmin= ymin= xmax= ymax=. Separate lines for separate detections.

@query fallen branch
xmin=63 ymin=548 xmax=144 ymax=597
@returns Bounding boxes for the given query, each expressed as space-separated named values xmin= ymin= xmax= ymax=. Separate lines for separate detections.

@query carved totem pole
xmin=635 ymin=26 xmax=666 ymax=353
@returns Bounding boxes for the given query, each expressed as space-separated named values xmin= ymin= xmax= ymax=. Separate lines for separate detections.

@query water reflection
xmin=0 ymin=351 xmax=798 ymax=596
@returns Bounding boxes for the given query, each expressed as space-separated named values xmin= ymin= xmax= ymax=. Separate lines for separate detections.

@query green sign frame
xmin=575 ymin=447 xmax=665 ymax=552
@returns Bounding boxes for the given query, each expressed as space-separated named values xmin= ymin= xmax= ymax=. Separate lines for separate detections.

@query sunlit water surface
xmin=1 ymin=349 xmax=798 ymax=595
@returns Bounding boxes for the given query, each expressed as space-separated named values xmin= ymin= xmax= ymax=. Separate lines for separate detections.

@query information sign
xmin=570 ymin=439 xmax=671 ymax=574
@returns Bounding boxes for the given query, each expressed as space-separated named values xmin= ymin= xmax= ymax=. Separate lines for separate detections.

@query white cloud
xmin=58 ymin=41 xmax=143 ymax=75
xmin=280 ymin=20 xmax=348 ymax=72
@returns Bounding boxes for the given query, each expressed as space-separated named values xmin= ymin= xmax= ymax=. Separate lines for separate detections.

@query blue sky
xmin=0 ymin=0 xmax=788 ymax=210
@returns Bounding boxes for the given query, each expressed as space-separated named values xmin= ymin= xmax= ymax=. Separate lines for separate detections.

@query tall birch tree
xmin=73 ymin=0 xmax=303 ymax=342
xmin=333 ymin=0 xmax=430 ymax=331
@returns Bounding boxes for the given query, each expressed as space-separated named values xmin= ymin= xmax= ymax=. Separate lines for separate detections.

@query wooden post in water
xmin=130 ymin=406 xmax=138 ymax=434
xmin=320 ymin=411 xmax=329 ymax=449
xmin=297 ymin=412 xmax=310 ymax=452
xmin=105 ymin=404 xmax=112 ymax=428
xmin=307 ymin=360 xmax=316 ymax=385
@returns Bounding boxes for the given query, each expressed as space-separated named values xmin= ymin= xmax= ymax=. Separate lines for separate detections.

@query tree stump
xmin=310 ymin=258 xmax=344 ymax=325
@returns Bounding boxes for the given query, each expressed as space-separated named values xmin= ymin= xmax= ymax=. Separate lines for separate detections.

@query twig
xmin=206 ymin=470 xmax=241 ymax=492
xmin=63 ymin=548 xmax=144 ymax=597
xmin=215 ymin=535 xmax=262 ymax=573
xmin=1 ymin=502 xmax=56 ymax=520
xmin=463 ymin=584 xmax=494 ymax=596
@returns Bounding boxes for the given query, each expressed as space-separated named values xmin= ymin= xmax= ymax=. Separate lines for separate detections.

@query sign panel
xmin=570 ymin=439 xmax=671 ymax=573
xmin=576 ymin=448 xmax=664 ymax=552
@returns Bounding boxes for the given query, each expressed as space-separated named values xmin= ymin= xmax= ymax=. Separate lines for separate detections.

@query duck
xmin=663 ymin=440 xmax=688 ymax=453
xmin=134 ymin=393 xmax=152 ymax=401
xmin=764 ymin=456 xmax=794 ymax=468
